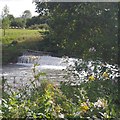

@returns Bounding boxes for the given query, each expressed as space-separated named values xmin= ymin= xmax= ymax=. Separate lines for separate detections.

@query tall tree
xmin=35 ymin=2 xmax=118 ymax=63
xmin=22 ymin=10 xmax=32 ymax=19
xmin=7 ymin=14 xmax=14 ymax=21
xmin=0 ymin=19 xmax=2 ymax=28
xmin=21 ymin=10 xmax=32 ymax=28
xmin=11 ymin=17 xmax=26 ymax=28
xmin=1 ymin=5 xmax=9 ymax=17
xmin=2 ymin=5 xmax=10 ymax=36
xmin=26 ymin=15 xmax=49 ymax=28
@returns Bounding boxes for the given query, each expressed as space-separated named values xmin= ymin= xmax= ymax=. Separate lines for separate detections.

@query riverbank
xmin=1 ymin=29 xmax=44 ymax=65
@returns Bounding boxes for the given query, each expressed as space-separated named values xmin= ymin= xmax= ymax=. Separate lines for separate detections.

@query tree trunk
xmin=3 ymin=29 xmax=5 ymax=36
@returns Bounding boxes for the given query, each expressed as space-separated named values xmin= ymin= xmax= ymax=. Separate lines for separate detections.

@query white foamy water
xmin=2 ymin=55 xmax=72 ymax=88
xmin=2 ymin=54 xmax=119 ymax=89
xmin=17 ymin=55 xmax=68 ymax=70
xmin=37 ymin=65 xmax=66 ymax=70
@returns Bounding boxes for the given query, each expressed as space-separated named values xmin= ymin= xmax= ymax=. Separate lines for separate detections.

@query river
xmin=2 ymin=54 xmax=74 ymax=89
xmin=2 ymin=53 xmax=119 ymax=90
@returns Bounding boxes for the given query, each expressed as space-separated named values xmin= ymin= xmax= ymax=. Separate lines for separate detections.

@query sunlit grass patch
xmin=1 ymin=29 xmax=41 ymax=44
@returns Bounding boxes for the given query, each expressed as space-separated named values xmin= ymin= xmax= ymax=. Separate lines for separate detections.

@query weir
xmin=2 ymin=52 xmax=69 ymax=89
xmin=23 ymin=49 xmax=52 ymax=56
xmin=3 ymin=50 xmax=119 ymax=91
xmin=18 ymin=55 xmax=40 ymax=64
xmin=17 ymin=50 xmax=67 ymax=70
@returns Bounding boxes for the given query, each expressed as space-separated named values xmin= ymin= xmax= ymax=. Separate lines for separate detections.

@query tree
xmin=22 ymin=10 xmax=32 ymax=19
xmin=11 ymin=18 xmax=26 ymax=28
xmin=2 ymin=17 xmax=10 ymax=35
xmin=0 ymin=19 xmax=2 ymax=28
xmin=2 ymin=5 xmax=10 ymax=36
xmin=7 ymin=14 xmax=14 ymax=21
xmin=35 ymin=2 xmax=118 ymax=63
xmin=26 ymin=15 xmax=49 ymax=28
xmin=21 ymin=10 xmax=32 ymax=28
xmin=1 ymin=5 xmax=9 ymax=17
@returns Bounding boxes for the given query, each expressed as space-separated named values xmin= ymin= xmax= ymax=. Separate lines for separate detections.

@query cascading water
xmin=18 ymin=55 xmax=40 ymax=64
xmin=2 ymin=54 xmax=68 ymax=89
xmin=17 ymin=55 xmax=67 ymax=70
xmin=2 ymin=51 xmax=119 ymax=90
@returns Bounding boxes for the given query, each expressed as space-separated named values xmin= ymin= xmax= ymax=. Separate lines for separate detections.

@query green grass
xmin=2 ymin=29 xmax=44 ymax=65
xmin=1 ymin=29 xmax=41 ymax=44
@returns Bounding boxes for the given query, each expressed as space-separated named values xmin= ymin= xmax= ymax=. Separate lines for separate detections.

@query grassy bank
xmin=1 ymin=29 xmax=43 ymax=65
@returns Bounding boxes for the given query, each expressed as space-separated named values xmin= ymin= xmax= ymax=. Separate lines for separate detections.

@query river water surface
xmin=2 ymin=54 xmax=119 ymax=89
xmin=2 ymin=55 xmax=72 ymax=88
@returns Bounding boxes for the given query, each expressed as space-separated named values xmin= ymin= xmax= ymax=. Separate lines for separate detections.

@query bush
xmin=2 ymin=61 xmax=119 ymax=119
xmin=29 ymin=24 xmax=49 ymax=30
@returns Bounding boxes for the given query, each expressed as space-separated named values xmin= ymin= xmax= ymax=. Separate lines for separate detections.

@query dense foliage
xmin=26 ymin=15 xmax=49 ymax=28
xmin=35 ymin=2 xmax=118 ymax=64
xmin=22 ymin=10 xmax=32 ymax=19
xmin=1 ymin=2 xmax=119 ymax=119
xmin=2 ymin=62 xmax=119 ymax=119
xmin=10 ymin=18 xmax=26 ymax=28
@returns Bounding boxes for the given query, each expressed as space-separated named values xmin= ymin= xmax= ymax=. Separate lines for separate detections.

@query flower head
xmin=80 ymin=102 xmax=89 ymax=112
xmin=102 ymin=72 xmax=109 ymax=79
xmin=88 ymin=75 xmax=95 ymax=81
xmin=94 ymin=98 xmax=107 ymax=109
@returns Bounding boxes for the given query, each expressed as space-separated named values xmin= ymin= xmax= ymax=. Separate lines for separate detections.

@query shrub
xmin=2 ymin=61 xmax=120 ymax=119
xmin=29 ymin=24 xmax=49 ymax=30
